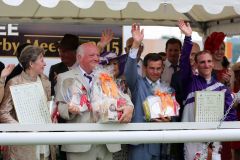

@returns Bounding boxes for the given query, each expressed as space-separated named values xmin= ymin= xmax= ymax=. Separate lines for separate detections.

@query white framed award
xmin=10 ymin=81 xmax=52 ymax=124
xmin=195 ymin=91 xmax=224 ymax=122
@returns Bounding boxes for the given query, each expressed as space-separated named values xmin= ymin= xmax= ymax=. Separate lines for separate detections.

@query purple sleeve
xmin=179 ymin=36 xmax=193 ymax=80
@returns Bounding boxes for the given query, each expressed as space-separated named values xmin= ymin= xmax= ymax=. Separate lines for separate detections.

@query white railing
xmin=0 ymin=122 xmax=240 ymax=145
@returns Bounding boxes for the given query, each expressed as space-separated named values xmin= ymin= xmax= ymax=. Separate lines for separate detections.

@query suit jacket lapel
xmin=72 ymin=67 xmax=90 ymax=93
xmin=60 ymin=62 xmax=69 ymax=73
xmin=143 ymin=77 xmax=153 ymax=95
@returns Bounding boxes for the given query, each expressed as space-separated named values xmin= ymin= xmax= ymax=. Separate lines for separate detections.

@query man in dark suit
xmin=6 ymin=43 xmax=31 ymax=83
xmin=49 ymin=34 xmax=79 ymax=96
xmin=170 ymin=42 xmax=200 ymax=121
xmin=0 ymin=61 xmax=4 ymax=74
xmin=49 ymin=62 xmax=69 ymax=95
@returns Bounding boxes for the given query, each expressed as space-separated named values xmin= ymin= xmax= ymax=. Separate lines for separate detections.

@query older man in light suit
xmin=55 ymin=42 xmax=133 ymax=160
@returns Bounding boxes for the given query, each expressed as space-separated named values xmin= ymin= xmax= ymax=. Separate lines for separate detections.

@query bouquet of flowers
xmin=61 ymin=77 xmax=91 ymax=113
xmin=91 ymin=66 xmax=127 ymax=123
xmin=143 ymin=83 xmax=180 ymax=121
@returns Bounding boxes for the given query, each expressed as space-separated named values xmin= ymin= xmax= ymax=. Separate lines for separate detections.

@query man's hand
xmin=98 ymin=29 xmax=114 ymax=49
xmin=178 ymin=19 xmax=192 ymax=37
xmin=68 ymin=103 xmax=80 ymax=114
xmin=1 ymin=64 xmax=15 ymax=78
xmin=221 ymin=73 xmax=231 ymax=84
xmin=117 ymin=105 xmax=133 ymax=123
xmin=131 ymin=23 xmax=144 ymax=48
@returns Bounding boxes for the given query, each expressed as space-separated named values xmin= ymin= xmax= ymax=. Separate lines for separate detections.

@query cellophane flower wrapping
xmin=61 ymin=78 xmax=91 ymax=114
xmin=143 ymin=82 xmax=180 ymax=121
xmin=91 ymin=66 xmax=127 ymax=123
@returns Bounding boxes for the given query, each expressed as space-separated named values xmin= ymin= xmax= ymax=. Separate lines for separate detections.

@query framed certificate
xmin=10 ymin=81 xmax=52 ymax=124
xmin=195 ymin=91 xmax=224 ymax=122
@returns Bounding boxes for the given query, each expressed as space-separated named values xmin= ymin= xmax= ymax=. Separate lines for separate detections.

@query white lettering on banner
xmin=8 ymin=24 xmax=19 ymax=36
xmin=0 ymin=26 xmax=6 ymax=36
xmin=0 ymin=24 xmax=19 ymax=36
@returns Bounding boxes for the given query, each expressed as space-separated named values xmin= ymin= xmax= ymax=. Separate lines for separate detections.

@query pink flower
xmin=80 ymin=94 xmax=92 ymax=111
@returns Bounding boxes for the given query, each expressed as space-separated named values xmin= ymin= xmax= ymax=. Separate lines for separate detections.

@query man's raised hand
xmin=178 ymin=19 xmax=192 ymax=37
xmin=131 ymin=23 xmax=144 ymax=48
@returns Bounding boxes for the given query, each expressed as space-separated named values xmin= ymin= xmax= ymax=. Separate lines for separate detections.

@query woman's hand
xmin=1 ymin=64 xmax=15 ymax=78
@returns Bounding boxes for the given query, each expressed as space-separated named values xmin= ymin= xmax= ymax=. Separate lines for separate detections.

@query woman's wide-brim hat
xmin=99 ymin=52 xmax=127 ymax=65
xmin=204 ymin=32 xmax=226 ymax=54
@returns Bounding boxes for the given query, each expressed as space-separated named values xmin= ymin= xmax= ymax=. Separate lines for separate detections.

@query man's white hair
xmin=76 ymin=44 xmax=85 ymax=56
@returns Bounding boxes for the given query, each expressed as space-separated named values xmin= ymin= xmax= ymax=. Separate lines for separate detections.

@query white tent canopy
xmin=1 ymin=0 xmax=240 ymax=35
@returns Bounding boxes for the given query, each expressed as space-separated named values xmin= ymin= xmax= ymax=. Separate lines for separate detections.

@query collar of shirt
xmin=164 ymin=59 xmax=179 ymax=68
xmin=78 ymin=65 xmax=94 ymax=85
xmin=205 ymin=77 xmax=212 ymax=84
xmin=146 ymin=77 xmax=160 ymax=86
xmin=78 ymin=65 xmax=93 ymax=76
xmin=164 ymin=59 xmax=172 ymax=68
